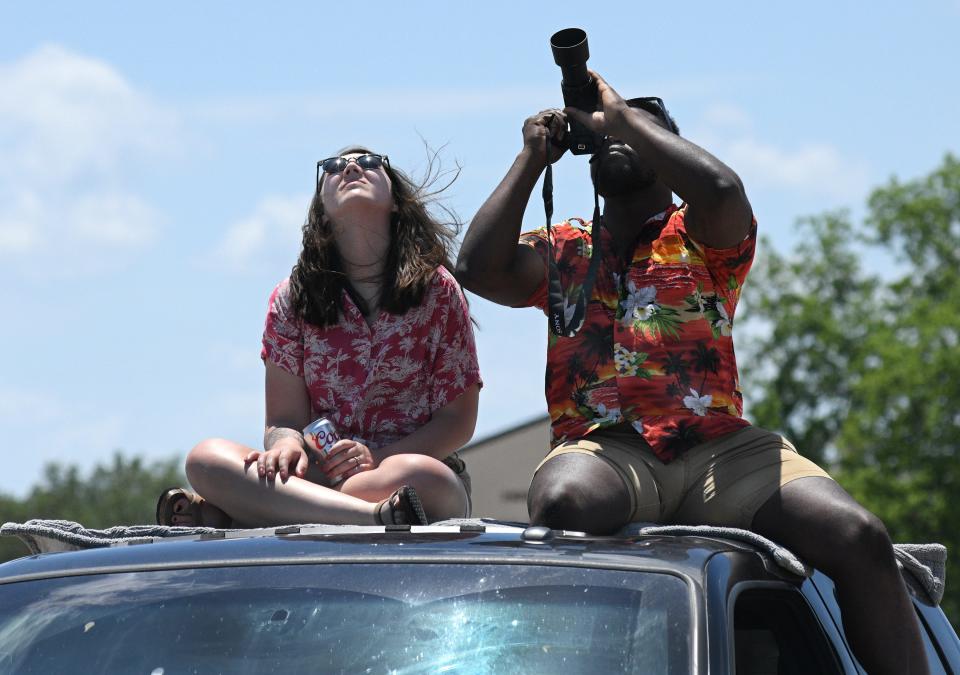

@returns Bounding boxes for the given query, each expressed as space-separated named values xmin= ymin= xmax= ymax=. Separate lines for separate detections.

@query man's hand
xmin=455 ymin=108 xmax=562 ymax=307
xmin=322 ymin=439 xmax=376 ymax=483
xmin=522 ymin=109 xmax=569 ymax=166
xmin=563 ymin=69 xmax=634 ymax=139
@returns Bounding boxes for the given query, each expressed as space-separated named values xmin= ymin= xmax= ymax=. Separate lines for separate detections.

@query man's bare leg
xmin=752 ymin=476 xmax=929 ymax=675
xmin=527 ymin=453 xmax=633 ymax=535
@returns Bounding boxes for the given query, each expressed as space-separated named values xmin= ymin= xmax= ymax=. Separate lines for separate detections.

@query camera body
xmin=551 ymin=28 xmax=602 ymax=155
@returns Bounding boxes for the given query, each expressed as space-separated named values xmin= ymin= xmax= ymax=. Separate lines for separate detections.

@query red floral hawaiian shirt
xmin=518 ymin=204 xmax=757 ymax=463
xmin=261 ymin=266 xmax=481 ymax=451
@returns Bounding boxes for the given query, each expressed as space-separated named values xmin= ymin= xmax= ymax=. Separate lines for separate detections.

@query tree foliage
xmin=741 ymin=154 xmax=960 ymax=623
xmin=0 ymin=452 xmax=184 ymax=563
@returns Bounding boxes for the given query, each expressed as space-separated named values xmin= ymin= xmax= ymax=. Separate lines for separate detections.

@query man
xmin=456 ymin=69 xmax=928 ymax=674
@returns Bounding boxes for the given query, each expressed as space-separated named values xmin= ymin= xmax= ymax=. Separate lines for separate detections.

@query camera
xmin=550 ymin=28 xmax=602 ymax=155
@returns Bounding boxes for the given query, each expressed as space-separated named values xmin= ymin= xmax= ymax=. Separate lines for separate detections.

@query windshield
xmin=0 ymin=562 xmax=691 ymax=674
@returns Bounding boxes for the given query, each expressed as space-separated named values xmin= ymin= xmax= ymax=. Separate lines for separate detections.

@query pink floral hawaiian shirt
xmin=261 ymin=266 xmax=481 ymax=450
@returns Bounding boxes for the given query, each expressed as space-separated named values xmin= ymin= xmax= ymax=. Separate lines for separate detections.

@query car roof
xmin=0 ymin=522 xmax=787 ymax=586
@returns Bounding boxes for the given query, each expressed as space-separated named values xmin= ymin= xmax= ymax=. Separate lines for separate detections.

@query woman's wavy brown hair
xmin=288 ymin=144 xmax=461 ymax=327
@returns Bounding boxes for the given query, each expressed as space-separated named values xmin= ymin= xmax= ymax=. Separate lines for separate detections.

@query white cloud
xmin=691 ymin=103 xmax=870 ymax=201
xmin=0 ymin=217 xmax=40 ymax=253
xmin=0 ymin=44 xmax=176 ymax=183
xmin=189 ymin=84 xmax=558 ymax=124
xmin=0 ymin=45 xmax=178 ymax=270
xmin=212 ymin=193 xmax=308 ymax=271
xmin=724 ymin=138 xmax=868 ymax=198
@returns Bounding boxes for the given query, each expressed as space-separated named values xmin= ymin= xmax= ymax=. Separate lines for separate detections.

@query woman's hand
xmin=246 ymin=441 xmax=310 ymax=482
xmin=322 ymin=439 xmax=376 ymax=483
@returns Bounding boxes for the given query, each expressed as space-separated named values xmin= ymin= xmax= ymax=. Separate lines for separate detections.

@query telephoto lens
xmin=551 ymin=28 xmax=590 ymax=88
xmin=550 ymin=28 xmax=601 ymax=155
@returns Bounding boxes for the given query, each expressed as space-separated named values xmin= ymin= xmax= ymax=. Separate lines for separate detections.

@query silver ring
xmin=354 ymin=456 xmax=360 ymax=468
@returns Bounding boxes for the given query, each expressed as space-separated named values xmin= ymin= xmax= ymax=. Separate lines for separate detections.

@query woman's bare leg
xmin=340 ymin=453 xmax=469 ymax=520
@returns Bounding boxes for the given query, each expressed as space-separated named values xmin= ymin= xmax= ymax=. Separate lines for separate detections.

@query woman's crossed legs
xmin=178 ymin=438 xmax=469 ymax=527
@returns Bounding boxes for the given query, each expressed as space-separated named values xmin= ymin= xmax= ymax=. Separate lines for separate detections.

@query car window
xmin=734 ymin=587 xmax=843 ymax=675
xmin=0 ymin=563 xmax=691 ymax=674
xmin=813 ymin=570 xmax=951 ymax=674
xmin=909 ymin=605 xmax=950 ymax=675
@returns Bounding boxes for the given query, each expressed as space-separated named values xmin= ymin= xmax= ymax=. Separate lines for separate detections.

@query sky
xmin=1 ymin=2 xmax=958 ymax=498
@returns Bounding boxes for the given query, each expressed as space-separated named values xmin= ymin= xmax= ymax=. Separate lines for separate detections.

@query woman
xmin=158 ymin=146 xmax=481 ymax=527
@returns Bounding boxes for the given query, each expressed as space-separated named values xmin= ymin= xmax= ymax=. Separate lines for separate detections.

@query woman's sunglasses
xmin=316 ymin=154 xmax=390 ymax=185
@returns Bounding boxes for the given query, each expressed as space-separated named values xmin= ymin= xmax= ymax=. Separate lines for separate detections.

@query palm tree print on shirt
xmin=684 ymin=282 xmax=733 ymax=338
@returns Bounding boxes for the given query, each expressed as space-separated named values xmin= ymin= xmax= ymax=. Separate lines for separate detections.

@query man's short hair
xmin=626 ymin=97 xmax=680 ymax=135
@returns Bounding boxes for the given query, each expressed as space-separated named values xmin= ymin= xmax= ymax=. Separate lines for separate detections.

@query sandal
xmin=156 ymin=487 xmax=232 ymax=527
xmin=375 ymin=485 xmax=429 ymax=526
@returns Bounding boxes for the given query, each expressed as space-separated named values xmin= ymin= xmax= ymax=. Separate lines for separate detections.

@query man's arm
xmin=567 ymin=71 xmax=753 ymax=249
xmin=455 ymin=110 xmax=566 ymax=306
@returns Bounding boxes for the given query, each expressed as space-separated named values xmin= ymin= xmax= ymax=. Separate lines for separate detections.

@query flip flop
xmin=155 ymin=487 xmax=206 ymax=526
xmin=375 ymin=485 xmax=429 ymax=526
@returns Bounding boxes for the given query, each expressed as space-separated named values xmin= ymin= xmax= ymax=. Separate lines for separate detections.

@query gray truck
xmin=0 ymin=519 xmax=957 ymax=673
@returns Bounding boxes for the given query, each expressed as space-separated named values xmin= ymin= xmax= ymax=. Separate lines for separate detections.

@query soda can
xmin=302 ymin=417 xmax=343 ymax=485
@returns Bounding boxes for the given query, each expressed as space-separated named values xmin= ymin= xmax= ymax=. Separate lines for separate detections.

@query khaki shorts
xmin=535 ymin=425 xmax=832 ymax=529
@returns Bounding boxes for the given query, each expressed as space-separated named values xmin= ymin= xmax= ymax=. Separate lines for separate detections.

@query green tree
xmin=0 ymin=452 xmax=184 ymax=563
xmin=741 ymin=154 xmax=960 ymax=623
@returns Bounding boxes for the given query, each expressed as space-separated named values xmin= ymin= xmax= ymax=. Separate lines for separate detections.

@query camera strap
xmin=543 ymin=137 xmax=603 ymax=338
